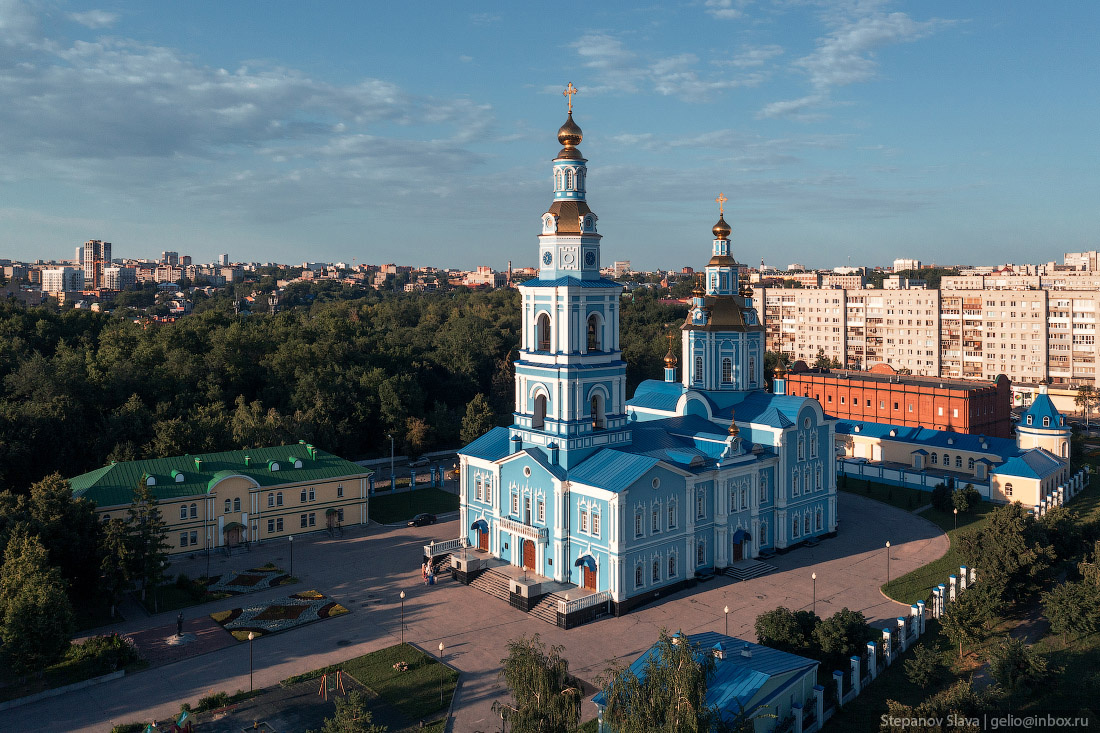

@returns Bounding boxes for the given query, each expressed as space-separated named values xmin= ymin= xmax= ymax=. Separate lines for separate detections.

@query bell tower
xmin=511 ymin=85 xmax=631 ymax=468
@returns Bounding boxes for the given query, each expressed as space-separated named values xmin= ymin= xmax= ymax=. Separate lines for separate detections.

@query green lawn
xmin=282 ymin=643 xmax=458 ymax=722
xmin=371 ymin=488 xmax=459 ymax=525
xmin=1029 ymin=631 xmax=1100 ymax=724
xmin=882 ymin=502 xmax=995 ymax=606
xmin=838 ymin=476 xmax=931 ymax=512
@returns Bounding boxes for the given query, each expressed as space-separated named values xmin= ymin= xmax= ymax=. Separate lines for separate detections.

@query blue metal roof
xmin=995 ymin=449 xmax=1063 ymax=479
xmin=519 ymin=276 xmax=623 ymax=289
xmin=627 ymin=379 xmax=684 ymax=412
xmin=461 ymin=427 xmax=512 ymax=462
xmin=835 ymin=420 xmax=1020 ymax=457
xmin=567 ymin=449 xmax=659 ymax=493
xmin=720 ymin=392 xmax=811 ymax=425
xmin=1020 ymin=393 xmax=1064 ymax=430
xmin=593 ymin=632 xmax=817 ymax=715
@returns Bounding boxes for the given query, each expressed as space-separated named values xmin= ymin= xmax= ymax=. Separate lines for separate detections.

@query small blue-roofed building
xmin=592 ymin=632 xmax=820 ymax=732
xmin=835 ymin=383 xmax=1074 ymax=511
xmin=455 ymin=100 xmax=837 ymax=620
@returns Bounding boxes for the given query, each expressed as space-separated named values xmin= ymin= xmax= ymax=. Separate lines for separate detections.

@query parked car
xmin=408 ymin=513 xmax=437 ymax=527
xmin=409 ymin=457 xmax=430 ymax=467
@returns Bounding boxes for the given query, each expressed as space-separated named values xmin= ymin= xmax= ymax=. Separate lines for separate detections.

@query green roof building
xmin=72 ymin=442 xmax=373 ymax=554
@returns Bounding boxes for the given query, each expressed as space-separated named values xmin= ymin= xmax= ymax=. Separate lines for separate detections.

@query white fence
xmin=423 ymin=538 xmax=463 ymax=559
xmin=557 ymin=590 xmax=612 ymax=615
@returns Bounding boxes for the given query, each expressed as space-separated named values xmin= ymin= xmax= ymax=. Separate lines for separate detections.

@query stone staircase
xmin=528 ymin=593 xmax=562 ymax=626
xmin=468 ymin=567 xmax=511 ymax=604
xmin=723 ymin=560 xmax=777 ymax=582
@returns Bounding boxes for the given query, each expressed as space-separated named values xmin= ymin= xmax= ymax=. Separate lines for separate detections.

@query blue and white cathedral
xmin=458 ymin=95 xmax=837 ymax=615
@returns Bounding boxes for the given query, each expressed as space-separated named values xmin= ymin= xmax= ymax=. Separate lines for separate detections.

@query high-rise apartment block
xmin=161 ymin=251 xmax=180 ymax=266
xmin=41 ymin=267 xmax=84 ymax=294
xmin=219 ymin=253 xmax=230 ymax=266
xmin=893 ymin=258 xmax=921 ymax=272
xmin=81 ymin=239 xmax=111 ymax=289
xmin=104 ymin=266 xmax=136 ymax=291
xmin=755 ymin=283 xmax=1100 ymax=387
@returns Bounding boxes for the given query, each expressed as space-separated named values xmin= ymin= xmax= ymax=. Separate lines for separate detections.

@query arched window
xmin=1061 ymin=442 xmax=1068 ymax=458
xmin=955 ymin=455 xmax=962 ymax=468
xmin=591 ymin=392 xmax=606 ymax=430
xmin=761 ymin=521 xmax=768 ymax=545
xmin=749 ymin=358 xmax=755 ymax=384
xmin=815 ymin=465 xmax=822 ymax=490
xmin=533 ymin=393 xmax=547 ymax=430
xmin=233 ymin=497 xmax=241 ymax=512
xmin=1004 ymin=483 xmax=1013 ymax=497
xmin=565 ymin=169 xmax=574 ymax=190
xmin=798 ymin=435 xmax=805 ymax=460
xmin=1026 ymin=415 xmax=1033 ymax=425
xmin=635 ymin=509 xmax=644 ymax=537
xmin=816 ymin=508 xmax=823 ymax=530
xmin=668 ymin=500 xmax=677 ymax=529
xmin=810 ymin=437 xmax=817 ymax=458
xmin=475 ymin=476 xmax=483 ymax=501
xmin=652 ymin=559 xmax=660 ymax=582
xmin=668 ymin=554 xmax=677 ymax=577
xmin=721 ymin=358 xmax=733 ymax=383
xmin=635 ymin=564 xmax=643 ymax=587
xmin=652 ymin=504 xmax=660 ymax=533
xmin=931 ymin=453 xmax=938 ymax=465
xmin=760 ymin=474 xmax=768 ymax=502
xmin=190 ymin=503 xmax=197 ymax=518
xmin=536 ymin=313 xmax=551 ymax=351
xmin=943 ymin=454 xmax=950 ymax=466
xmin=268 ymin=493 xmax=275 ymax=508
xmin=180 ymin=505 xmax=187 ymax=520
xmin=697 ymin=541 xmax=705 ymax=566
xmin=792 ymin=473 xmax=799 ymax=496
xmin=587 ymin=314 xmax=601 ymax=351
xmin=694 ymin=356 xmax=704 ymax=383
xmin=804 ymin=514 xmax=810 ymax=534
xmin=968 ymin=457 xmax=975 ymax=470
xmin=276 ymin=492 xmax=283 ymax=506
xmin=792 ymin=517 xmax=800 ymax=538
xmin=578 ymin=169 xmax=585 ymax=190
xmin=1043 ymin=416 xmax=1050 ymax=427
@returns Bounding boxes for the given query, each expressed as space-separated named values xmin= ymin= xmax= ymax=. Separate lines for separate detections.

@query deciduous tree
xmin=460 ymin=393 xmax=496 ymax=445
xmin=495 ymin=634 xmax=581 ymax=733
xmin=812 ymin=608 xmax=870 ymax=670
xmin=904 ymin=642 xmax=947 ymax=688
xmin=754 ymin=607 xmax=818 ymax=656
xmin=126 ymin=482 xmax=171 ymax=612
xmin=0 ymin=530 xmax=75 ymax=675
xmin=987 ymin=637 xmax=1050 ymax=699
xmin=314 ymin=691 xmax=387 ymax=733
xmin=956 ymin=502 xmax=1054 ymax=601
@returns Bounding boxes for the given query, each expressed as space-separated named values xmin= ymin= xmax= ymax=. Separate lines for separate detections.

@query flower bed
xmin=211 ymin=590 xmax=349 ymax=641
xmin=205 ymin=564 xmax=294 ymax=596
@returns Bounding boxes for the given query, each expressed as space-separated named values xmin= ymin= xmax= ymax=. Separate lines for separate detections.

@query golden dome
xmin=712 ymin=214 xmax=731 ymax=240
xmin=663 ymin=333 xmax=678 ymax=368
xmin=774 ymin=364 xmax=788 ymax=378
xmin=728 ymin=409 xmax=740 ymax=436
xmin=557 ymin=113 xmax=583 ymax=148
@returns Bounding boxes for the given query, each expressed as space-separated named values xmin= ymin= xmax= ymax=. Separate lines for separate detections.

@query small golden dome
xmin=663 ymin=333 xmax=678 ymax=368
xmin=774 ymin=364 xmax=788 ymax=378
xmin=712 ymin=214 xmax=731 ymax=240
xmin=558 ymin=113 xmax=583 ymax=148
xmin=728 ymin=410 xmax=740 ymax=436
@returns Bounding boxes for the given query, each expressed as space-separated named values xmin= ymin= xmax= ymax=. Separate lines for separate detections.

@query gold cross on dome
xmin=716 ymin=192 xmax=728 ymax=216
xmin=563 ymin=82 xmax=578 ymax=113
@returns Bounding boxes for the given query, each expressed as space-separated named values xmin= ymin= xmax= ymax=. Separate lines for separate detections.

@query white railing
xmin=423 ymin=538 xmax=463 ymax=558
xmin=499 ymin=516 xmax=549 ymax=543
xmin=557 ymin=590 xmax=611 ymax=615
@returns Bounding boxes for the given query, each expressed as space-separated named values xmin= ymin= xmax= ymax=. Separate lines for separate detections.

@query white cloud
xmin=723 ymin=44 xmax=784 ymax=68
xmin=705 ymin=0 xmax=748 ymax=20
xmin=757 ymin=94 xmax=826 ymax=120
xmin=67 ymin=10 xmax=118 ymax=29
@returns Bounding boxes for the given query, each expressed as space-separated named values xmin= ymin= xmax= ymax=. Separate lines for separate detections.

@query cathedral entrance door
xmin=733 ymin=541 xmax=743 ymax=562
xmin=478 ymin=528 xmax=488 ymax=551
xmin=583 ymin=566 xmax=597 ymax=591
xmin=522 ymin=539 xmax=536 ymax=571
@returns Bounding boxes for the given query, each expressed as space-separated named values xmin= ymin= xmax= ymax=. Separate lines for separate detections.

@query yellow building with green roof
xmin=70 ymin=442 xmax=373 ymax=554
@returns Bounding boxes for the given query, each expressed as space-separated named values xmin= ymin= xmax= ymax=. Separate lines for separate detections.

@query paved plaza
xmin=0 ymin=492 xmax=947 ymax=733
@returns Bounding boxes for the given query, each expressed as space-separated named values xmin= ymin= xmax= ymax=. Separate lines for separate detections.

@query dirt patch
xmin=254 ymin=604 xmax=310 ymax=622
xmin=229 ymin=573 xmax=266 ymax=587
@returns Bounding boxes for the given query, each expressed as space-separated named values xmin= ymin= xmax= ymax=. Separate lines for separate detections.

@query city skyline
xmin=1 ymin=1 xmax=1097 ymax=269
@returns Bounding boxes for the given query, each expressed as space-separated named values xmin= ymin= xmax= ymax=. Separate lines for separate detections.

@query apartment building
xmin=755 ymin=285 xmax=1098 ymax=388
xmin=81 ymin=239 xmax=112 ymax=290
xmin=41 ymin=267 xmax=84 ymax=294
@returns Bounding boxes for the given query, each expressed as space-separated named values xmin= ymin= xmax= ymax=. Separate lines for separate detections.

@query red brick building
xmin=785 ymin=363 xmax=1012 ymax=438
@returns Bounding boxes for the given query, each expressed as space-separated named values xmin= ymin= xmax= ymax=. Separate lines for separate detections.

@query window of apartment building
xmin=179 ymin=532 xmax=188 ymax=547
xmin=233 ymin=497 xmax=241 ymax=512
xmin=276 ymin=517 xmax=284 ymax=532
xmin=894 ymin=401 xmax=899 ymax=411
xmin=301 ymin=514 xmax=308 ymax=528
xmin=955 ymin=456 xmax=962 ymax=468
xmin=268 ymin=494 xmax=275 ymax=508
xmin=180 ymin=505 xmax=188 ymax=520
xmin=224 ymin=499 xmax=231 ymax=513
xmin=879 ymin=401 xmax=885 ymax=409
xmin=301 ymin=489 xmax=308 ymax=503
xmin=268 ymin=519 xmax=276 ymax=534
xmin=867 ymin=399 xmax=871 ymax=406
xmin=968 ymin=457 xmax=975 ymax=470
xmin=189 ymin=503 xmax=197 ymax=518
xmin=309 ymin=487 xmax=316 ymax=501
xmin=840 ymin=396 xmax=845 ymax=405
xmin=953 ymin=409 xmax=959 ymax=418
xmin=276 ymin=492 xmax=283 ymax=506
xmin=908 ymin=404 xmax=914 ymax=412
xmin=337 ymin=485 xmax=344 ymax=498
xmin=308 ymin=512 xmax=316 ymax=527
xmin=190 ymin=531 xmax=197 ymax=546
xmin=938 ymin=407 xmax=944 ymax=416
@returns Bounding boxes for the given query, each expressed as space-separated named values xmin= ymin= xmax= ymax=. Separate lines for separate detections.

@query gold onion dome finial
xmin=728 ymin=408 xmax=740 ymax=436
xmin=774 ymin=363 xmax=788 ymax=378
xmin=556 ymin=82 xmax=583 ymax=157
xmin=664 ymin=332 xmax=678 ymax=368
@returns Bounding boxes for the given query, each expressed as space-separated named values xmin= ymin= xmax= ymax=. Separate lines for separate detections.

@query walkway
xmin=0 ymin=492 xmax=948 ymax=733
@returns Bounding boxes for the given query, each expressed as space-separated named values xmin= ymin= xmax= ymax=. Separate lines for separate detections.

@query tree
xmin=811 ymin=608 xmax=870 ymax=670
xmin=0 ymin=530 xmax=75 ymax=675
xmin=812 ymin=349 xmax=832 ymax=371
xmin=598 ymin=630 xmax=717 ymax=733
xmin=904 ymin=642 xmax=947 ymax=688
xmin=126 ymin=481 xmax=172 ymax=612
xmin=941 ymin=585 xmax=1000 ymax=659
xmin=314 ymin=691 xmax=387 ymax=733
xmin=987 ymin=637 xmax=1049 ymax=699
xmin=460 ymin=393 xmax=496 ymax=445
xmin=931 ymin=483 xmax=952 ymax=513
xmin=956 ymin=502 xmax=1055 ymax=602
xmin=952 ymin=486 xmax=977 ymax=514
xmin=1039 ymin=505 xmax=1082 ymax=561
xmin=1075 ymin=384 xmax=1098 ymax=426
xmin=754 ymin=607 xmax=818 ymax=655
xmin=882 ymin=680 xmax=985 ymax=733
xmin=404 ymin=416 xmax=431 ymax=456
xmin=494 ymin=634 xmax=581 ymax=733
xmin=1042 ymin=580 xmax=1100 ymax=644
xmin=26 ymin=472 xmax=103 ymax=600
xmin=100 ymin=518 xmax=133 ymax=618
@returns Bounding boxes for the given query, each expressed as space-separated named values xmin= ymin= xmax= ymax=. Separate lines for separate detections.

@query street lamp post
xmin=811 ymin=572 xmax=817 ymax=616
xmin=438 ymin=642 xmax=446 ymax=704
xmin=289 ymin=535 xmax=294 ymax=577
xmin=248 ymin=631 xmax=255 ymax=691
xmin=953 ymin=507 xmax=958 ymax=531
xmin=399 ymin=590 xmax=405 ymax=645
xmin=388 ymin=433 xmax=395 ymax=489
xmin=723 ymin=605 xmax=729 ymax=636
xmin=885 ymin=541 xmax=891 ymax=586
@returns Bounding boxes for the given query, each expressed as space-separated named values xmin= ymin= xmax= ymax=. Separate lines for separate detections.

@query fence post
xmin=833 ymin=670 xmax=844 ymax=708
xmin=916 ymin=601 xmax=926 ymax=635
xmin=937 ymin=584 xmax=947 ymax=615
xmin=897 ymin=617 xmax=909 ymax=653
xmin=969 ymin=566 xmax=976 ymax=585
xmin=850 ymin=656 xmax=862 ymax=696
xmin=882 ymin=628 xmax=893 ymax=665
xmin=813 ymin=684 xmax=825 ymax=723
xmin=949 ymin=574 xmax=957 ymax=602
xmin=959 ymin=566 xmax=968 ymax=592
xmin=792 ymin=701 xmax=803 ymax=733
xmin=866 ymin=641 xmax=878 ymax=680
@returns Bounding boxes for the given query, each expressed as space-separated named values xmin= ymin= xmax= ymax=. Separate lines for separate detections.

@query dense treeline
xmin=0 ymin=285 xmax=687 ymax=495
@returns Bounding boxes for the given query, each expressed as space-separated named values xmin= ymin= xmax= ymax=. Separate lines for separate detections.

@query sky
xmin=1 ymin=1 xmax=1098 ymax=270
